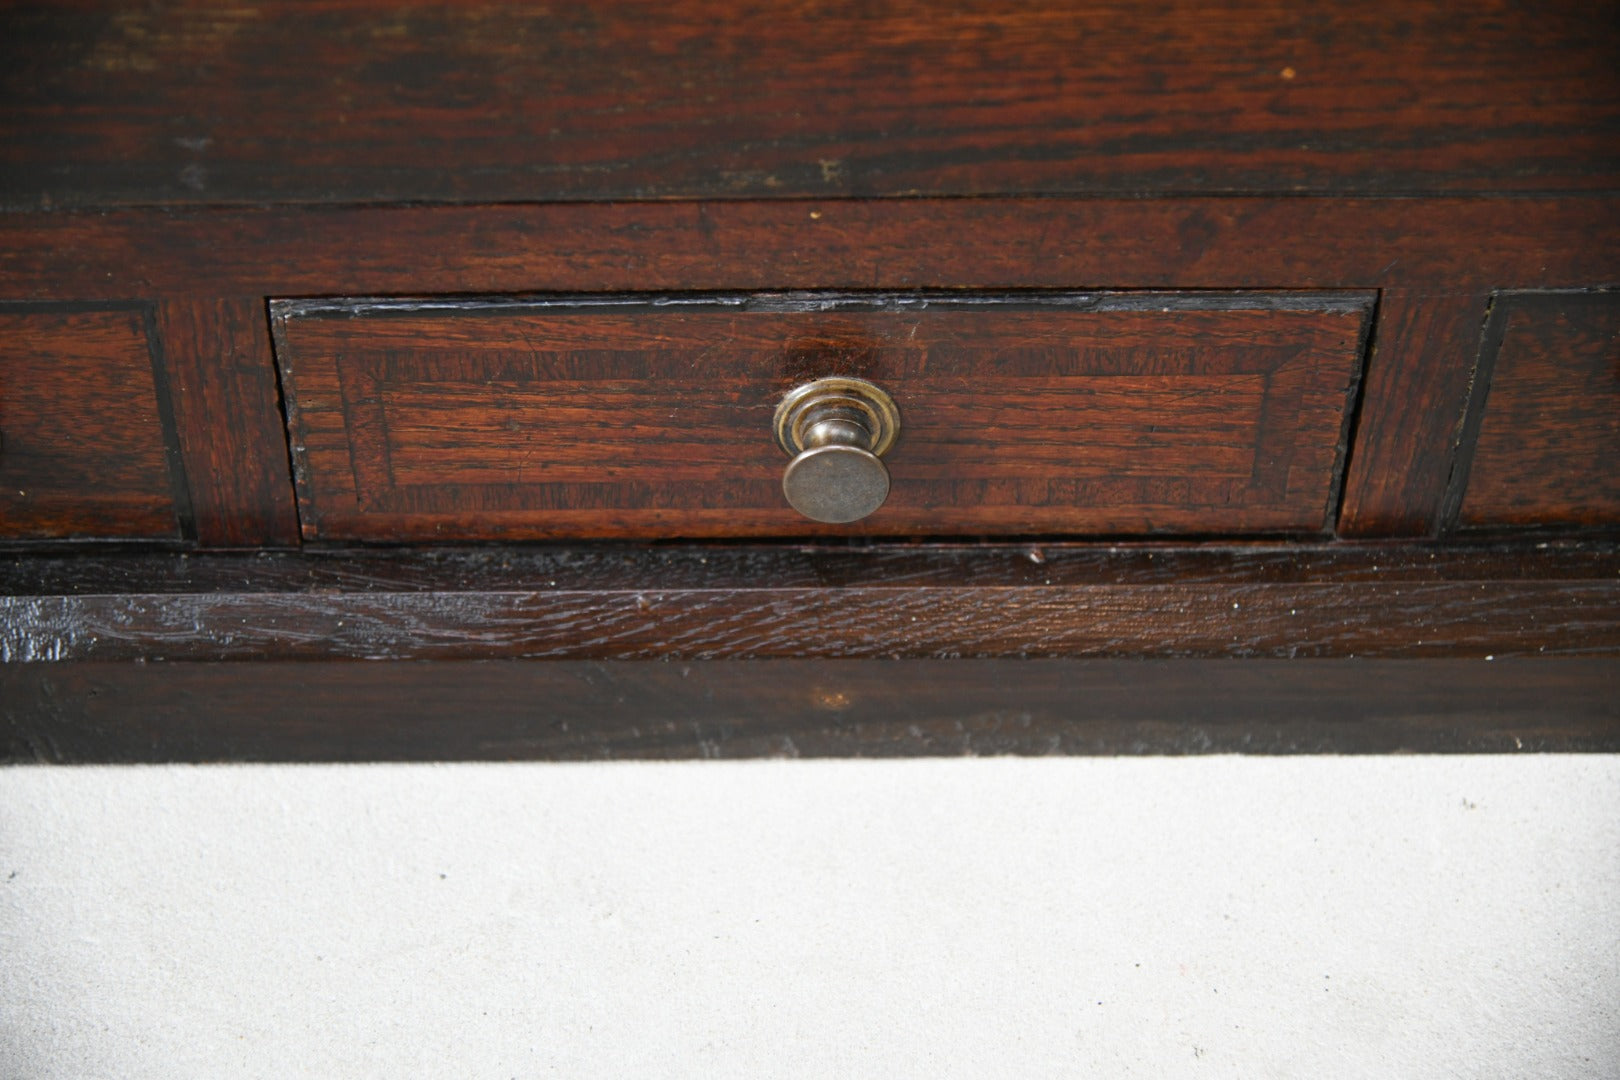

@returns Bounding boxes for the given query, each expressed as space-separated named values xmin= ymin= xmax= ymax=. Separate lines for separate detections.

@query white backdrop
xmin=3 ymin=756 xmax=1618 ymax=1078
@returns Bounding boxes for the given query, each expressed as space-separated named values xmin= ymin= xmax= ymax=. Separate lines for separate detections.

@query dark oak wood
xmin=1448 ymin=291 xmax=1620 ymax=531
xmin=5 ymin=658 xmax=1616 ymax=763
xmin=273 ymin=293 xmax=1370 ymax=540
xmin=2 ymin=5 xmax=1618 ymax=761
xmin=5 ymin=199 xmax=1617 ymax=301
xmin=1336 ymin=290 xmax=1492 ymax=537
xmin=6 ymin=198 xmax=1614 ymax=543
xmin=154 ymin=297 xmax=300 ymax=548
xmin=4 ymin=1 xmax=1617 ymax=209
xmin=3 ymin=543 xmax=1616 ymax=663
xmin=0 ymin=304 xmax=184 ymax=541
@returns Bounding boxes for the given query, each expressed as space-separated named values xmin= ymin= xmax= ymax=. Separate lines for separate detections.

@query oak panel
xmin=154 ymin=298 xmax=300 ymax=547
xmin=1335 ymin=290 xmax=1493 ymax=538
xmin=272 ymin=293 xmax=1372 ymax=540
xmin=1452 ymin=291 xmax=1620 ymax=530
xmin=0 ymin=305 xmax=183 ymax=540
xmin=3 ymin=1 xmax=1617 ymax=208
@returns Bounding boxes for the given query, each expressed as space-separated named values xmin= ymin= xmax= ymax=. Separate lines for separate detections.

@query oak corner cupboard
xmin=2 ymin=1 xmax=1618 ymax=761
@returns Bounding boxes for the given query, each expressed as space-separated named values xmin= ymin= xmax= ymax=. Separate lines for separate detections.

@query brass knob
xmin=773 ymin=376 xmax=900 ymax=523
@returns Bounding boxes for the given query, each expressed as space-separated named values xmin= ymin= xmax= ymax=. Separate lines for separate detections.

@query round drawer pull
xmin=773 ymin=376 xmax=901 ymax=523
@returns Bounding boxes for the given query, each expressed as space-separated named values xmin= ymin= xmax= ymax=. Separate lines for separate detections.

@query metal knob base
xmin=773 ymin=377 xmax=901 ymax=524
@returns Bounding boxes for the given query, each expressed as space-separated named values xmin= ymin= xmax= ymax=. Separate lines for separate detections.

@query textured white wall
xmin=2 ymin=757 xmax=1618 ymax=1079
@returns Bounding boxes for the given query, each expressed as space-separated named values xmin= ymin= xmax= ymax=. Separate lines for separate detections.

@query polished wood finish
xmin=273 ymin=293 xmax=1370 ymax=540
xmin=0 ymin=305 xmax=184 ymax=540
xmin=3 ymin=1 xmax=1616 ymax=210
xmin=154 ymin=297 xmax=300 ymax=547
xmin=1336 ymin=290 xmax=1493 ymax=538
xmin=5 ymin=659 xmax=1615 ymax=763
xmin=6 ymin=197 xmax=1615 ymax=542
xmin=1448 ymin=291 xmax=1620 ymax=531
xmin=5 ymin=199 xmax=1615 ymax=301
xmin=4 ymin=543 xmax=1616 ymax=663
xmin=5 ymin=543 xmax=1617 ymax=760
xmin=2 ymin=3 xmax=1618 ymax=757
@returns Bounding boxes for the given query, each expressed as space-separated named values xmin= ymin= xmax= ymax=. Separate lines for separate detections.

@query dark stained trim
xmin=4 ymin=199 xmax=1617 ymax=302
xmin=4 ymin=658 xmax=1615 ymax=763
xmin=1336 ymin=289 xmax=1495 ymax=537
xmin=139 ymin=303 xmax=198 ymax=543
xmin=1440 ymin=293 xmax=1516 ymax=533
xmin=3 ymin=542 xmax=1617 ymax=664
xmin=153 ymin=298 xmax=302 ymax=548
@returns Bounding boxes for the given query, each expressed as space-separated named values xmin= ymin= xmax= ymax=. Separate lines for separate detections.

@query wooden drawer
xmin=271 ymin=292 xmax=1372 ymax=541
xmin=0 ymin=305 xmax=184 ymax=541
xmin=1449 ymin=291 xmax=1620 ymax=531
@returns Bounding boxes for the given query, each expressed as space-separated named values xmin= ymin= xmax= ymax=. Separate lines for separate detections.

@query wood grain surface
xmin=154 ymin=298 xmax=300 ymax=547
xmin=1335 ymin=290 xmax=1493 ymax=537
xmin=0 ymin=305 xmax=184 ymax=540
xmin=4 ymin=542 xmax=1616 ymax=663
xmin=5 ymin=199 xmax=1616 ymax=302
xmin=4 ymin=195 xmax=1611 ymax=542
xmin=273 ymin=293 xmax=1371 ymax=540
xmin=2 ymin=2 xmax=1617 ymax=762
xmin=1449 ymin=291 xmax=1620 ymax=530
xmin=3 ymin=1 xmax=1617 ymax=209
xmin=5 ymin=658 xmax=1616 ymax=763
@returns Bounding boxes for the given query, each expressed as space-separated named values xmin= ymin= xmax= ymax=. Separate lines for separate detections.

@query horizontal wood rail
xmin=3 ymin=541 xmax=1617 ymax=761
xmin=5 ymin=542 xmax=1617 ymax=663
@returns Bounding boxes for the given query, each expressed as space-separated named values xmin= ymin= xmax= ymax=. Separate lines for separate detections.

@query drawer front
xmin=0 ymin=306 xmax=183 ymax=541
xmin=1451 ymin=291 xmax=1620 ymax=531
xmin=271 ymin=292 xmax=1372 ymax=541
